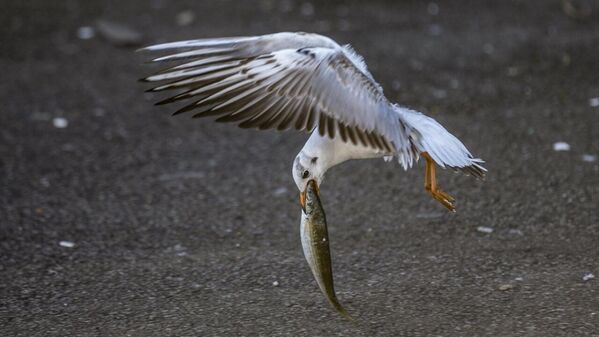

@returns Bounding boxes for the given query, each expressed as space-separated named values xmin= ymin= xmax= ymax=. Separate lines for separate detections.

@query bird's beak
xmin=300 ymin=180 xmax=319 ymax=213
xmin=300 ymin=191 xmax=306 ymax=213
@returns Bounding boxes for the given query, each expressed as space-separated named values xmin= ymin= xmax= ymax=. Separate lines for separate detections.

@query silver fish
xmin=300 ymin=179 xmax=352 ymax=319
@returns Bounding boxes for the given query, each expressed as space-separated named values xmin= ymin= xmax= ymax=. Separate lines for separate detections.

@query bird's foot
xmin=426 ymin=186 xmax=456 ymax=212
xmin=423 ymin=152 xmax=456 ymax=212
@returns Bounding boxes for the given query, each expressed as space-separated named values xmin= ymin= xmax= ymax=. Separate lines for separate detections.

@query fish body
xmin=300 ymin=180 xmax=351 ymax=319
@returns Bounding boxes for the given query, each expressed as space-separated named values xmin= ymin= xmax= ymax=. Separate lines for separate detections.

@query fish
xmin=300 ymin=179 xmax=352 ymax=320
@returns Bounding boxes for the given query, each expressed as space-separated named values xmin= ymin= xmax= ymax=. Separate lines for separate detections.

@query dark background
xmin=1 ymin=0 xmax=598 ymax=336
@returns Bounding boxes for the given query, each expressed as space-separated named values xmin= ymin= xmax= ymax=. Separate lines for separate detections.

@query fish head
xmin=301 ymin=179 xmax=322 ymax=215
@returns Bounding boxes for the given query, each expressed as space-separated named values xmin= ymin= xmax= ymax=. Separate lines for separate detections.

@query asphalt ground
xmin=1 ymin=0 xmax=599 ymax=336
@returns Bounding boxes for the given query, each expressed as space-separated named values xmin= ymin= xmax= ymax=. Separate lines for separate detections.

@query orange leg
xmin=423 ymin=152 xmax=456 ymax=212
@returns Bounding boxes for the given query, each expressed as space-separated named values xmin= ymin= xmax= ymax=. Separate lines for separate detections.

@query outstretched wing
xmin=141 ymin=32 xmax=416 ymax=166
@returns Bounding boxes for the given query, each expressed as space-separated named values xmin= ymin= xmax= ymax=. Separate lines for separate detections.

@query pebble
xmin=508 ymin=229 xmax=524 ymax=236
xmin=61 ymin=143 xmax=75 ymax=151
xmin=477 ymin=226 xmax=494 ymax=234
xmin=553 ymin=142 xmax=570 ymax=152
xmin=582 ymin=154 xmax=597 ymax=162
xmin=273 ymin=187 xmax=288 ymax=196
xmin=96 ymin=20 xmax=143 ymax=46
xmin=428 ymin=24 xmax=442 ymax=36
xmin=482 ymin=43 xmax=495 ymax=55
xmin=53 ymin=117 xmax=68 ymax=128
xmin=427 ymin=2 xmax=439 ymax=15
xmin=40 ymin=177 xmax=50 ymax=187
xmin=176 ymin=10 xmax=195 ymax=26
xmin=432 ymin=88 xmax=447 ymax=99
xmin=582 ymin=273 xmax=594 ymax=282
xmin=507 ymin=66 xmax=520 ymax=77
xmin=77 ymin=26 xmax=95 ymax=40
xmin=498 ymin=284 xmax=514 ymax=291
xmin=93 ymin=107 xmax=106 ymax=117
xmin=272 ymin=280 xmax=280 ymax=287
xmin=59 ymin=241 xmax=75 ymax=248
xmin=589 ymin=97 xmax=599 ymax=107
xmin=449 ymin=78 xmax=460 ymax=89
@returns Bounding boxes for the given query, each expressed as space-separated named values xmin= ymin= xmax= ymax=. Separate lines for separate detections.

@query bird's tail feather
xmin=395 ymin=106 xmax=486 ymax=178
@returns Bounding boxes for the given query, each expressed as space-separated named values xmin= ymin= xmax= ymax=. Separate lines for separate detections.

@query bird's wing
xmin=140 ymin=32 xmax=339 ymax=61
xmin=141 ymin=33 xmax=415 ymax=164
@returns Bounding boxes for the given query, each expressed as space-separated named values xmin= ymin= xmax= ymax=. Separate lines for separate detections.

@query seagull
xmin=140 ymin=32 xmax=485 ymax=212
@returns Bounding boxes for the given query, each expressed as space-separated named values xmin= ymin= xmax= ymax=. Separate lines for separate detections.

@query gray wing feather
xmin=141 ymin=32 xmax=414 ymax=163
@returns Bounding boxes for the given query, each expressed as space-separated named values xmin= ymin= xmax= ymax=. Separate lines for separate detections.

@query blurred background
xmin=1 ymin=0 xmax=598 ymax=336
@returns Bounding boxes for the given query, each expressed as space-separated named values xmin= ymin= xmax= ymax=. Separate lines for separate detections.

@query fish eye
xmin=302 ymin=170 xmax=310 ymax=179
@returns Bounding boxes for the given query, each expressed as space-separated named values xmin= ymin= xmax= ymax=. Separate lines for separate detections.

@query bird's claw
xmin=436 ymin=188 xmax=455 ymax=203
xmin=429 ymin=188 xmax=456 ymax=212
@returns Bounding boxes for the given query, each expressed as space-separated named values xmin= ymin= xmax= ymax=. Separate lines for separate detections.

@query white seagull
xmin=141 ymin=32 xmax=485 ymax=211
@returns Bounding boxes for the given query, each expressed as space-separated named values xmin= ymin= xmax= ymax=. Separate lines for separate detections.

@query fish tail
xmin=330 ymin=297 xmax=353 ymax=321
xmin=337 ymin=305 xmax=353 ymax=321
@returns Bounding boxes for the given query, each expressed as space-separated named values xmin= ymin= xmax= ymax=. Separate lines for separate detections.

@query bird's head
xmin=293 ymin=152 xmax=325 ymax=211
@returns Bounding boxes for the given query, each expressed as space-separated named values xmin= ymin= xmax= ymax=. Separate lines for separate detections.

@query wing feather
xmin=142 ymin=32 xmax=416 ymax=165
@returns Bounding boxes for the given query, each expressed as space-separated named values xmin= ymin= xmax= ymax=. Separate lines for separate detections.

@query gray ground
xmin=2 ymin=0 xmax=599 ymax=336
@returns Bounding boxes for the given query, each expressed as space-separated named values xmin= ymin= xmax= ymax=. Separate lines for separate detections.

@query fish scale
xmin=300 ymin=180 xmax=352 ymax=320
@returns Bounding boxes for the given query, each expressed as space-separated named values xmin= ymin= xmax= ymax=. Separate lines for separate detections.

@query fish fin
xmin=329 ymin=297 xmax=353 ymax=321
xmin=336 ymin=304 xmax=353 ymax=321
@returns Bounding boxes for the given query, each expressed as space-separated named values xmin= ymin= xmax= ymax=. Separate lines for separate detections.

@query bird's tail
xmin=395 ymin=105 xmax=486 ymax=178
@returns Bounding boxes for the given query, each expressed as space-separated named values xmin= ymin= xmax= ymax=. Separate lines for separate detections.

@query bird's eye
xmin=302 ymin=170 xmax=310 ymax=179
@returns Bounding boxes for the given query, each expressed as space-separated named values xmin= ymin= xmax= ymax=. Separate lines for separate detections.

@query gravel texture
xmin=1 ymin=1 xmax=599 ymax=336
